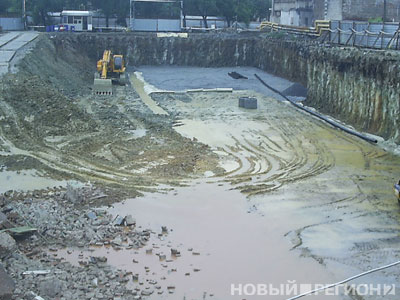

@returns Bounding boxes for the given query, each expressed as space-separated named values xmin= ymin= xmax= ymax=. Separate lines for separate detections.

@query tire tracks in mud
xmin=0 ymin=98 xmax=142 ymax=186
xmin=0 ymin=83 xmax=216 ymax=193
xmin=218 ymin=116 xmax=336 ymax=196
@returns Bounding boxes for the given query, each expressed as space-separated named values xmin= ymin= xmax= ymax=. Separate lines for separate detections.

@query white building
xmin=271 ymin=0 xmax=314 ymax=27
xmin=61 ymin=10 xmax=93 ymax=31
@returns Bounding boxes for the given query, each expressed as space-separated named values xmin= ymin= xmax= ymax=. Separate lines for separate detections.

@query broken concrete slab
xmin=125 ymin=215 xmax=136 ymax=226
xmin=38 ymin=277 xmax=63 ymax=298
xmin=86 ymin=211 xmax=97 ymax=220
xmin=0 ymin=50 xmax=15 ymax=63
xmin=0 ymin=32 xmax=20 ymax=48
xmin=2 ymin=226 xmax=37 ymax=238
xmin=64 ymin=184 xmax=83 ymax=203
xmin=0 ymin=212 xmax=11 ymax=229
xmin=0 ymin=263 xmax=15 ymax=300
xmin=113 ymin=215 xmax=124 ymax=226
xmin=0 ymin=232 xmax=17 ymax=259
xmin=1 ymin=33 xmax=39 ymax=51
xmin=239 ymin=97 xmax=258 ymax=109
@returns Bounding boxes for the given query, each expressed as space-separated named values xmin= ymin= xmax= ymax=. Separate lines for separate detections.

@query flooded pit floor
xmin=57 ymin=181 xmax=341 ymax=300
xmin=46 ymin=67 xmax=400 ymax=299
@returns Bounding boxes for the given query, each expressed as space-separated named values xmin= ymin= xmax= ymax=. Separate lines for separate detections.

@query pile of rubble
xmin=0 ymin=184 xmax=154 ymax=300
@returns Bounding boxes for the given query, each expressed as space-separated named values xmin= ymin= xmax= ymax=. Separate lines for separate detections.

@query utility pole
xmin=22 ymin=0 xmax=26 ymax=30
xmin=235 ymin=0 xmax=239 ymax=30
xmin=383 ymin=0 xmax=387 ymax=22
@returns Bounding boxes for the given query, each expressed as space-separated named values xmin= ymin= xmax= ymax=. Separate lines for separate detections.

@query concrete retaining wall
xmin=53 ymin=32 xmax=400 ymax=143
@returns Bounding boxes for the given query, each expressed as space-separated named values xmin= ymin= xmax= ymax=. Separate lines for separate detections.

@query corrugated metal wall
xmin=0 ymin=17 xmax=24 ymax=31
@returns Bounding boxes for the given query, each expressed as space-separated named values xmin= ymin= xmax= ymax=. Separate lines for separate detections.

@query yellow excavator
xmin=93 ymin=50 xmax=126 ymax=95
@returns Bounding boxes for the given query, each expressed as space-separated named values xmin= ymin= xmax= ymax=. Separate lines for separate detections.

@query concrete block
xmin=239 ymin=97 xmax=257 ymax=109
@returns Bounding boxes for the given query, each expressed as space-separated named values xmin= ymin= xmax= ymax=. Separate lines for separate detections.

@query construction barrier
xmin=260 ymin=20 xmax=400 ymax=50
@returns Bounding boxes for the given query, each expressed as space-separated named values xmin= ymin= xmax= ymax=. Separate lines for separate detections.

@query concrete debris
xmin=125 ymin=215 xmax=136 ymax=226
xmin=0 ymin=232 xmax=17 ymax=259
xmin=171 ymin=248 xmax=180 ymax=256
xmin=25 ymin=292 xmax=45 ymax=300
xmin=38 ymin=278 xmax=63 ymax=298
xmin=22 ymin=270 xmax=51 ymax=275
xmin=239 ymin=97 xmax=258 ymax=109
xmin=64 ymin=184 xmax=83 ymax=203
xmin=3 ymin=226 xmax=37 ymax=238
xmin=0 ymin=263 xmax=15 ymax=300
xmin=113 ymin=215 xmax=125 ymax=226
xmin=86 ymin=211 xmax=97 ymax=220
xmin=228 ymin=71 xmax=248 ymax=79
xmin=0 ymin=212 xmax=11 ymax=229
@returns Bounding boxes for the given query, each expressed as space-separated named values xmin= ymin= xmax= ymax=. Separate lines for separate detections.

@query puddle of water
xmin=57 ymin=182 xmax=340 ymax=300
xmin=0 ymin=169 xmax=68 ymax=193
xmin=174 ymin=119 xmax=241 ymax=148
xmin=219 ymin=160 xmax=240 ymax=173
xmin=127 ymin=128 xmax=147 ymax=139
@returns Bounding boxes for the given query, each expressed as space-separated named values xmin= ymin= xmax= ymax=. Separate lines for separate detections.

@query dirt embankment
xmin=0 ymin=34 xmax=222 ymax=201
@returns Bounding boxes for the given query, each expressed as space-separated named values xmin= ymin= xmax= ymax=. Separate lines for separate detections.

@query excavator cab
xmin=93 ymin=50 xmax=126 ymax=95
xmin=114 ymin=56 xmax=124 ymax=72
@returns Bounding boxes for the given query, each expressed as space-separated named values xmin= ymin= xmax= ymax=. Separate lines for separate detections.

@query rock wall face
xmin=70 ymin=33 xmax=258 ymax=68
xmin=54 ymin=33 xmax=400 ymax=143
xmin=254 ymin=38 xmax=400 ymax=142
xmin=306 ymin=47 xmax=400 ymax=142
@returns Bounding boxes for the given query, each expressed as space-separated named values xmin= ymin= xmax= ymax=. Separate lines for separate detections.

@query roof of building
xmin=61 ymin=10 xmax=93 ymax=16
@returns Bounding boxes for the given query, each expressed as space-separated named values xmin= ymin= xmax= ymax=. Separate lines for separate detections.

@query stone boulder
xmin=0 ymin=232 xmax=17 ymax=259
xmin=0 ymin=264 xmax=15 ymax=300
xmin=38 ymin=278 xmax=63 ymax=298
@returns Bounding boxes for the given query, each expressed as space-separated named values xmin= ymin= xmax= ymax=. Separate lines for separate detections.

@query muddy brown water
xmin=43 ymin=68 xmax=400 ymax=299
xmin=58 ymin=181 xmax=340 ymax=300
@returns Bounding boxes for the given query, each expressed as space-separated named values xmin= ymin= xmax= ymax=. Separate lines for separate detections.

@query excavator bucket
xmin=93 ymin=78 xmax=113 ymax=95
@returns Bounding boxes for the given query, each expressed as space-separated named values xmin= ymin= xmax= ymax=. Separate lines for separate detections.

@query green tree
xmin=236 ymin=0 xmax=253 ymax=25
xmin=250 ymin=0 xmax=271 ymax=21
xmin=216 ymin=0 xmax=235 ymax=27
xmin=28 ymin=0 xmax=63 ymax=25
xmin=182 ymin=0 xmax=196 ymax=27
xmin=63 ymin=0 xmax=90 ymax=10
xmin=92 ymin=0 xmax=115 ymax=27
xmin=0 ymin=0 xmax=12 ymax=14
xmin=216 ymin=0 xmax=271 ymax=27
xmin=191 ymin=0 xmax=218 ymax=28
xmin=8 ymin=0 xmax=24 ymax=14
xmin=115 ymin=0 xmax=129 ymax=26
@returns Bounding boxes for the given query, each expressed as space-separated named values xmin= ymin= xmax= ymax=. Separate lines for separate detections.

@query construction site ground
xmin=0 ymin=34 xmax=400 ymax=300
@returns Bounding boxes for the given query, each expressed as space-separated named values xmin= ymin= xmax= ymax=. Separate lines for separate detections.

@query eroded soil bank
xmin=57 ymin=31 xmax=400 ymax=144
xmin=0 ymin=33 xmax=399 ymax=300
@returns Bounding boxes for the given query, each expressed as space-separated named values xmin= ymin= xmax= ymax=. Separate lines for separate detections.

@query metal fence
xmin=0 ymin=17 xmax=24 ymax=31
xmin=327 ymin=21 xmax=400 ymax=49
